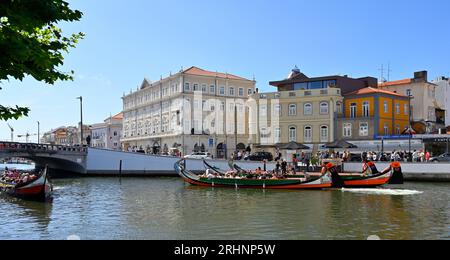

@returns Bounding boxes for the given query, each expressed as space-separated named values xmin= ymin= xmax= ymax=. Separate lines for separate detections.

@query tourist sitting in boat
xmin=362 ymin=160 xmax=380 ymax=176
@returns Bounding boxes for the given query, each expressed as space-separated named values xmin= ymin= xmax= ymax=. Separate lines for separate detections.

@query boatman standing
xmin=381 ymin=161 xmax=404 ymax=185
xmin=322 ymin=162 xmax=344 ymax=188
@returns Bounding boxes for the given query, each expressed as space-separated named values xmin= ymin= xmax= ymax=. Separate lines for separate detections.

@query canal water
xmin=0 ymin=173 xmax=449 ymax=240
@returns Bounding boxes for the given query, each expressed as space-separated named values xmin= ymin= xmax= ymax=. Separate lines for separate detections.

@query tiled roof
xmin=183 ymin=66 xmax=251 ymax=81
xmin=345 ymin=87 xmax=408 ymax=97
xmin=378 ymin=78 xmax=412 ymax=87
xmin=112 ymin=112 xmax=123 ymax=120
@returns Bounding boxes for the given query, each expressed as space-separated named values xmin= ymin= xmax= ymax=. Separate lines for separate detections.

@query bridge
xmin=0 ymin=142 xmax=88 ymax=174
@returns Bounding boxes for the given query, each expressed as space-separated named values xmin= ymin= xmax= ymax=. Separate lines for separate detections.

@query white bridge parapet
xmin=0 ymin=142 xmax=87 ymax=174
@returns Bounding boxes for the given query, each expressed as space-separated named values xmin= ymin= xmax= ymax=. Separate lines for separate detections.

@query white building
xmin=121 ymin=66 xmax=256 ymax=158
xmin=433 ymin=76 xmax=450 ymax=127
xmin=91 ymin=113 xmax=123 ymax=150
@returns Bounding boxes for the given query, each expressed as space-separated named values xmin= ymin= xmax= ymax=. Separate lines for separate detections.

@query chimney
xmin=414 ymin=71 xmax=428 ymax=82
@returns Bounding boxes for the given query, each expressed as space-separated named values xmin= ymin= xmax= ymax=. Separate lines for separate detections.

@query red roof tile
xmin=183 ymin=66 xmax=251 ymax=81
xmin=378 ymin=78 xmax=412 ymax=87
xmin=112 ymin=112 xmax=123 ymax=120
xmin=345 ymin=87 xmax=408 ymax=98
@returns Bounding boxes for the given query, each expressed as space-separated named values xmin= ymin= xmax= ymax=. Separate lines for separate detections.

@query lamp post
xmin=37 ymin=121 xmax=40 ymax=144
xmin=76 ymin=96 xmax=84 ymax=146
xmin=408 ymin=94 xmax=413 ymax=161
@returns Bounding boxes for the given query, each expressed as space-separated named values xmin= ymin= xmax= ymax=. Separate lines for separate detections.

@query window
xmin=248 ymin=89 xmax=253 ymax=96
xmin=193 ymin=84 xmax=199 ymax=91
xmin=304 ymin=126 xmax=312 ymax=142
xmin=363 ymin=101 xmax=370 ymax=117
xmin=320 ymin=126 xmax=329 ymax=142
xmin=294 ymin=82 xmax=308 ymax=90
xmin=396 ymin=103 xmax=401 ymax=115
xmin=359 ymin=123 xmax=369 ymax=137
xmin=289 ymin=104 xmax=297 ymax=116
xmin=404 ymin=104 xmax=409 ymax=115
xmin=350 ymin=103 xmax=357 ymax=118
xmin=211 ymin=119 xmax=216 ymax=128
xmin=273 ymin=104 xmax=282 ymax=116
xmin=229 ymin=87 xmax=235 ymax=96
xmin=308 ymin=81 xmax=324 ymax=89
xmin=229 ymin=103 xmax=235 ymax=112
xmin=320 ymin=102 xmax=329 ymax=115
xmin=201 ymin=84 xmax=207 ymax=93
xmin=275 ymin=127 xmax=281 ymax=143
xmin=324 ymin=80 xmax=337 ymax=88
xmin=343 ymin=123 xmax=352 ymax=137
xmin=260 ymin=105 xmax=267 ymax=117
xmin=384 ymin=124 xmax=390 ymax=136
xmin=260 ymin=127 xmax=269 ymax=139
xmin=210 ymin=85 xmax=215 ymax=94
xmin=384 ymin=101 xmax=388 ymax=113
xmin=219 ymin=86 xmax=225 ymax=95
xmin=184 ymin=83 xmax=190 ymax=91
xmin=220 ymin=101 xmax=225 ymax=111
xmin=304 ymin=103 xmax=313 ymax=115
xmin=202 ymin=100 xmax=207 ymax=111
xmin=289 ymin=127 xmax=297 ymax=142
xmin=239 ymin=88 xmax=244 ymax=96
xmin=336 ymin=102 xmax=343 ymax=114
xmin=396 ymin=125 xmax=401 ymax=135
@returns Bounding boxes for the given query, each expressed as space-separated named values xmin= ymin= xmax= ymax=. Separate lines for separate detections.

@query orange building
xmin=338 ymin=87 xmax=410 ymax=140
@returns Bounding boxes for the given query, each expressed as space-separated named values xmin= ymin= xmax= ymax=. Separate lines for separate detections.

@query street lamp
xmin=37 ymin=121 xmax=40 ymax=144
xmin=408 ymin=94 xmax=414 ymax=161
xmin=76 ymin=96 xmax=83 ymax=146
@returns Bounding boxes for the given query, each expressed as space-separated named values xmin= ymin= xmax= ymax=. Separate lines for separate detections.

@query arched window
xmin=304 ymin=103 xmax=313 ymax=115
xmin=304 ymin=126 xmax=312 ymax=143
xmin=320 ymin=102 xmax=329 ymax=114
xmin=289 ymin=104 xmax=297 ymax=116
xmin=289 ymin=127 xmax=297 ymax=142
xmin=320 ymin=125 xmax=329 ymax=142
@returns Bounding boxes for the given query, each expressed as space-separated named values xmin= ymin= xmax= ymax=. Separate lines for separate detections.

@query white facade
xmin=91 ymin=114 xmax=123 ymax=150
xmin=433 ymin=76 xmax=450 ymax=127
xmin=121 ymin=67 xmax=256 ymax=158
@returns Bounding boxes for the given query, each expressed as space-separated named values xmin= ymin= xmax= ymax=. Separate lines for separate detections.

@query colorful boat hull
xmin=338 ymin=171 xmax=393 ymax=188
xmin=176 ymin=160 xmax=332 ymax=190
xmin=1 ymin=167 xmax=52 ymax=201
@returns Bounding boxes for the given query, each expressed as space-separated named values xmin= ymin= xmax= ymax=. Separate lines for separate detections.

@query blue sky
xmin=1 ymin=0 xmax=450 ymax=142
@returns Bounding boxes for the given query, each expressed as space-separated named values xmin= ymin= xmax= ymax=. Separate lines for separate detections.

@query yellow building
xmin=338 ymin=87 xmax=410 ymax=140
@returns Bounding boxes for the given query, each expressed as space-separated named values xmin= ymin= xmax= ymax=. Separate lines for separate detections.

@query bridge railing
xmin=0 ymin=142 xmax=88 ymax=154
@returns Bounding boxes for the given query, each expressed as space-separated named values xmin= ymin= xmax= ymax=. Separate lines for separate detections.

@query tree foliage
xmin=0 ymin=0 xmax=84 ymax=121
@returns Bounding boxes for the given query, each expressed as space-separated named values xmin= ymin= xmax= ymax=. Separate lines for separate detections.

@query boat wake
xmin=341 ymin=188 xmax=423 ymax=196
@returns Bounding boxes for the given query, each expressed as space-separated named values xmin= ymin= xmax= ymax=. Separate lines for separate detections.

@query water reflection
xmin=0 ymin=178 xmax=449 ymax=240
xmin=0 ymin=195 xmax=53 ymax=239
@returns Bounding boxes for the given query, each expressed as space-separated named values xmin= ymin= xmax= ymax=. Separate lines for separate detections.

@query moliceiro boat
xmin=0 ymin=167 xmax=53 ymax=201
xmin=224 ymin=160 xmax=403 ymax=188
xmin=337 ymin=162 xmax=404 ymax=188
xmin=177 ymin=160 xmax=339 ymax=190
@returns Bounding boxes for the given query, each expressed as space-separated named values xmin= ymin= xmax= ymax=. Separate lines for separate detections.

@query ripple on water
xmin=0 ymin=179 xmax=448 ymax=240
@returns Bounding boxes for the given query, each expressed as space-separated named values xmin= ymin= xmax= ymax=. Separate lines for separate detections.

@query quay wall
xmin=86 ymin=148 xmax=274 ymax=176
xmin=343 ymin=162 xmax=450 ymax=182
